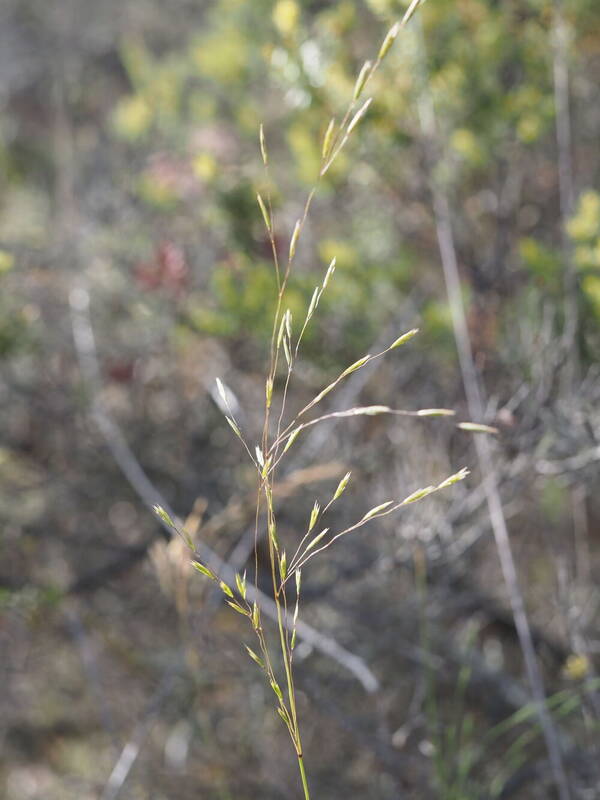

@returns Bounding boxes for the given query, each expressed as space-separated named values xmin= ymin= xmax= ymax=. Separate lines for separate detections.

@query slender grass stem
xmin=297 ymin=753 xmax=311 ymax=800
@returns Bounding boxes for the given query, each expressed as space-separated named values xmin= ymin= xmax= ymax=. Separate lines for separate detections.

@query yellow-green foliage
xmin=519 ymin=237 xmax=561 ymax=287
xmin=100 ymin=0 xmax=600 ymax=365
xmin=567 ymin=190 xmax=600 ymax=318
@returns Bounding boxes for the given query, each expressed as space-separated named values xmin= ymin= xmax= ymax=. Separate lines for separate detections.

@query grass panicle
xmin=183 ymin=4 xmax=478 ymax=796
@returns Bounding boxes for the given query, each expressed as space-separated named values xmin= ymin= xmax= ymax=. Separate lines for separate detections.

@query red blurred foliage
xmin=134 ymin=241 xmax=189 ymax=295
xmin=106 ymin=360 xmax=136 ymax=383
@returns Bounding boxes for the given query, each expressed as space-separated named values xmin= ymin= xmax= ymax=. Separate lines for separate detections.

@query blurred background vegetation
xmin=1 ymin=0 xmax=600 ymax=797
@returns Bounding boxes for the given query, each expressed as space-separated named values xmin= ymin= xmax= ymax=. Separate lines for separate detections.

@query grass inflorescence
xmin=151 ymin=2 xmax=490 ymax=794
